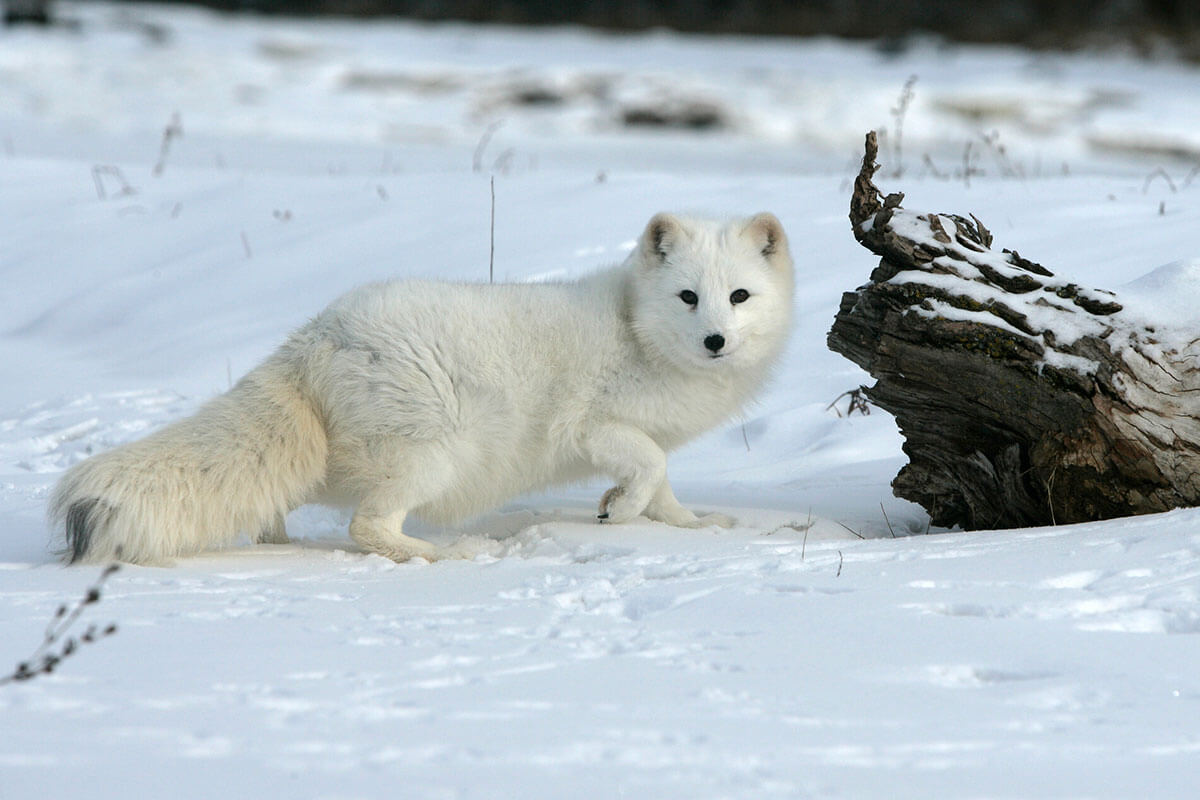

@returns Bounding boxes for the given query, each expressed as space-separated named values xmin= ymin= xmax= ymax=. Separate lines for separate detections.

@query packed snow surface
xmin=3 ymin=3 xmax=1200 ymax=798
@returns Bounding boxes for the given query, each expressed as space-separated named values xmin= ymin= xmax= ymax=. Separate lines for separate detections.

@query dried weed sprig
xmin=2 ymin=564 xmax=121 ymax=685
xmin=826 ymin=387 xmax=872 ymax=417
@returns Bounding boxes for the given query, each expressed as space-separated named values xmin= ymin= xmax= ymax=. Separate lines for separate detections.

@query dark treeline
xmin=160 ymin=1 xmax=1200 ymax=41
xmin=37 ymin=1 xmax=1200 ymax=55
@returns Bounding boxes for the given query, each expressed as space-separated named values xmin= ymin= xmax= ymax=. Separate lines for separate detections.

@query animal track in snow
xmin=0 ymin=390 xmax=193 ymax=474
xmin=917 ymin=665 xmax=1058 ymax=689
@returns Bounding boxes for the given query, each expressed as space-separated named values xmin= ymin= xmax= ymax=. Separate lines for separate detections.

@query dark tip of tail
xmin=64 ymin=499 xmax=112 ymax=564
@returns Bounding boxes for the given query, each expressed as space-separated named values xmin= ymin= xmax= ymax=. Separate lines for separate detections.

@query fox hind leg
xmin=348 ymin=459 xmax=451 ymax=562
xmin=349 ymin=506 xmax=440 ymax=562
xmin=258 ymin=512 xmax=290 ymax=545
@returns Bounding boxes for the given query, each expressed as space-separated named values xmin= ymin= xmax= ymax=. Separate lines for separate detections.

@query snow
xmin=881 ymin=210 xmax=1119 ymax=376
xmin=1121 ymin=257 xmax=1200 ymax=333
xmin=3 ymin=3 xmax=1200 ymax=797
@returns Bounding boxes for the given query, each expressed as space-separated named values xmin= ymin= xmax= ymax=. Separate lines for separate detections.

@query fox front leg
xmin=584 ymin=425 xmax=738 ymax=528
xmin=640 ymin=479 xmax=737 ymax=529
xmin=597 ymin=475 xmax=738 ymax=529
xmin=582 ymin=423 xmax=667 ymax=524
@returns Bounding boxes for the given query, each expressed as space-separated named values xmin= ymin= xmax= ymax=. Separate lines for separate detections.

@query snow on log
xmin=828 ymin=131 xmax=1200 ymax=530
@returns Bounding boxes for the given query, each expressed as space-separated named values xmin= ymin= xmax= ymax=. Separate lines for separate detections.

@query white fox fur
xmin=50 ymin=212 xmax=794 ymax=564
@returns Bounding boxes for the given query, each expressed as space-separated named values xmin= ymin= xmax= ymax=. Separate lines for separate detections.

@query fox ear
xmin=743 ymin=212 xmax=788 ymax=263
xmin=640 ymin=212 xmax=684 ymax=267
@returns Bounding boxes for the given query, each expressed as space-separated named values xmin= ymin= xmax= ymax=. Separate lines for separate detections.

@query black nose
xmin=704 ymin=333 xmax=726 ymax=353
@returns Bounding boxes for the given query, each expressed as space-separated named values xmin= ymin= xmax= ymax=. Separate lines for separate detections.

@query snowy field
xmin=3 ymin=3 xmax=1200 ymax=797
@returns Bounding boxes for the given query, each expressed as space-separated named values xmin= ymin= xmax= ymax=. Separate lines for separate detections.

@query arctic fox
xmin=51 ymin=212 xmax=794 ymax=564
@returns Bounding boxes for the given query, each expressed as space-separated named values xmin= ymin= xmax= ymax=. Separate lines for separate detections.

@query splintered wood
xmin=828 ymin=131 xmax=1200 ymax=529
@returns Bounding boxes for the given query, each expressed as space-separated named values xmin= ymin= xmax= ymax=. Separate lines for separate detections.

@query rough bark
xmin=827 ymin=131 xmax=1200 ymax=530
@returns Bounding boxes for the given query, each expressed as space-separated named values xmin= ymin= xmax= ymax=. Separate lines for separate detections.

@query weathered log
xmin=827 ymin=131 xmax=1200 ymax=530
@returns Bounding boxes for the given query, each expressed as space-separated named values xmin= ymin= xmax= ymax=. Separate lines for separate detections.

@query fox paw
xmin=689 ymin=512 xmax=738 ymax=529
xmin=654 ymin=508 xmax=737 ymax=529
xmin=349 ymin=516 xmax=441 ymax=563
xmin=597 ymin=485 xmax=644 ymax=524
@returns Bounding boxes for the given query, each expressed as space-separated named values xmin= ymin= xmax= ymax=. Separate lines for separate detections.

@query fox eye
xmin=679 ymin=290 xmax=698 ymax=306
xmin=730 ymin=289 xmax=750 ymax=304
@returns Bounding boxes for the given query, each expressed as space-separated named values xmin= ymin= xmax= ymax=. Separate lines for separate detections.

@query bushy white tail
xmin=49 ymin=360 xmax=327 ymax=564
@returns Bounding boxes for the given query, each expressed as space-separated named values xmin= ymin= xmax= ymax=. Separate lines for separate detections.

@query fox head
xmin=628 ymin=212 xmax=794 ymax=373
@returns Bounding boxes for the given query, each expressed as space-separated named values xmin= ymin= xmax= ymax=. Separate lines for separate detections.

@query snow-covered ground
xmin=3 ymin=3 xmax=1200 ymax=797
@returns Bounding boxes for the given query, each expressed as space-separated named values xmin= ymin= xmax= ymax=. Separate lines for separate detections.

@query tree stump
xmin=827 ymin=131 xmax=1200 ymax=530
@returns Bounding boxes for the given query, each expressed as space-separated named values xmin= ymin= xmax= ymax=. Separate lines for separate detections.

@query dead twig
xmin=1143 ymin=167 xmax=1178 ymax=194
xmin=492 ymin=148 xmax=516 ymax=175
xmin=1182 ymin=165 xmax=1199 ymax=190
xmin=473 ymin=120 xmax=504 ymax=173
xmin=92 ymin=165 xmax=137 ymax=200
xmin=880 ymin=502 xmax=897 ymax=538
xmin=801 ymin=508 xmax=812 ymax=560
xmin=921 ymin=153 xmax=947 ymax=180
xmin=835 ymin=521 xmax=866 ymax=540
xmin=959 ymin=140 xmax=979 ymax=188
xmin=826 ymin=387 xmax=871 ymax=417
xmin=1046 ymin=466 xmax=1058 ymax=526
xmin=2 ymin=564 xmax=121 ymax=685
xmin=152 ymin=112 xmax=183 ymax=177
xmin=979 ymin=130 xmax=1021 ymax=179
xmin=889 ymin=75 xmax=918 ymax=177
xmin=489 ymin=175 xmax=496 ymax=283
